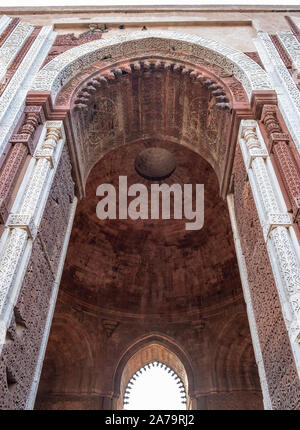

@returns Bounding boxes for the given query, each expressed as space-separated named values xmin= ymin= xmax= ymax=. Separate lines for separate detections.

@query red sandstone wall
xmin=34 ymin=296 xmax=262 ymax=410
xmin=233 ymin=145 xmax=300 ymax=410
xmin=0 ymin=145 xmax=75 ymax=409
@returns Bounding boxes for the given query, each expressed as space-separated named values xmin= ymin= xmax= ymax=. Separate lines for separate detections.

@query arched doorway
xmin=34 ymin=134 xmax=263 ymax=409
xmin=114 ymin=336 xmax=194 ymax=410
xmin=0 ymin=13 xmax=300 ymax=408
xmin=123 ymin=362 xmax=187 ymax=410
xmin=4 ymin=29 xmax=298 ymax=410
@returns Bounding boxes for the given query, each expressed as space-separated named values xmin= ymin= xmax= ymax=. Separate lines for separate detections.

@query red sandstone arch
xmin=112 ymin=334 xmax=194 ymax=409
xmin=27 ymin=51 xmax=263 ymax=201
xmin=34 ymin=130 xmax=264 ymax=410
xmin=32 ymin=34 xmax=272 ymax=411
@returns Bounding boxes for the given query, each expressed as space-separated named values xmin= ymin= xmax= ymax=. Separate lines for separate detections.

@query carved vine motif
xmin=55 ymin=65 xmax=99 ymax=106
xmin=204 ymin=99 xmax=220 ymax=150
xmin=55 ymin=30 xmax=104 ymax=46
xmin=184 ymin=96 xmax=207 ymax=143
xmin=278 ymin=31 xmax=300 ymax=70
xmin=239 ymin=121 xmax=300 ymax=354
xmin=0 ymin=21 xmax=34 ymax=82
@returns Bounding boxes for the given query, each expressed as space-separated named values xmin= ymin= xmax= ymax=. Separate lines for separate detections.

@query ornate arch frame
xmin=112 ymin=333 xmax=195 ymax=410
xmin=0 ymin=29 xmax=300 ymax=410
xmin=26 ymin=30 xmax=277 ymax=201
xmin=30 ymin=30 xmax=273 ymax=103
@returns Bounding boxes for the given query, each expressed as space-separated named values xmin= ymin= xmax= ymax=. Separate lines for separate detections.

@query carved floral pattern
xmin=0 ymin=122 xmax=64 ymax=358
xmin=239 ymin=120 xmax=300 ymax=352
xmin=31 ymin=30 xmax=272 ymax=103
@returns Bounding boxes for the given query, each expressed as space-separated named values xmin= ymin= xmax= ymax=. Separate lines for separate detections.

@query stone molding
xmin=11 ymin=106 xmax=45 ymax=155
xmin=30 ymin=30 xmax=272 ymax=103
xmin=6 ymin=214 xmax=37 ymax=239
xmin=285 ymin=16 xmax=300 ymax=44
xmin=239 ymin=119 xmax=300 ymax=377
xmin=0 ymin=27 xmax=43 ymax=99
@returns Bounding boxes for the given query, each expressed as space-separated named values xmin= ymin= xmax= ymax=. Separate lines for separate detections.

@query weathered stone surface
xmin=232 ymin=145 xmax=300 ymax=409
xmin=0 ymin=146 xmax=74 ymax=410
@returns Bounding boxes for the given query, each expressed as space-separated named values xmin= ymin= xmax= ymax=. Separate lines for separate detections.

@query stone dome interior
xmin=60 ymin=139 xmax=242 ymax=316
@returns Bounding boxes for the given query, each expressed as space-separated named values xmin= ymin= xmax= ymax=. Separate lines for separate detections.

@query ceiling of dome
xmin=60 ymin=139 xmax=242 ymax=316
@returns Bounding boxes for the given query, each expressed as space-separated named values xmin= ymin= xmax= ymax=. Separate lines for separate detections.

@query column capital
xmin=9 ymin=105 xmax=45 ymax=155
xmin=241 ymin=123 xmax=268 ymax=168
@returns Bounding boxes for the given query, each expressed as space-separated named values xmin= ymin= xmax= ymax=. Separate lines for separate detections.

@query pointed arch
xmin=112 ymin=334 xmax=195 ymax=409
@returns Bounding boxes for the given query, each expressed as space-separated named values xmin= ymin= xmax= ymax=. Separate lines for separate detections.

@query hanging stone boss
xmin=95 ymin=148 xmax=204 ymax=230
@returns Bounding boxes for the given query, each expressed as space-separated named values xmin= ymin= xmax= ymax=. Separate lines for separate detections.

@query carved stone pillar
xmin=260 ymin=105 xmax=300 ymax=226
xmin=254 ymin=32 xmax=300 ymax=154
xmin=238 ymin=120 xmax=300 ymax=379
xmin=0 ymin=121 xmax=64 ymax=355
xmin=0 ymin=106 xmax=44 ymax=224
